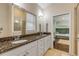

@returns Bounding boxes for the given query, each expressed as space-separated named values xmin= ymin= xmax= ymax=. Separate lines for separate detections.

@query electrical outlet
xmin=0 ymin=27 xmax=3 ymax=33
xmin=0 ymin=27 xmax=3 ymax=30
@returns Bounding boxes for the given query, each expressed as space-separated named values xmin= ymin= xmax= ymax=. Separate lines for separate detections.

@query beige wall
xmin=77 ymin=5 xmax=79 ymax=35
xmin=0 ymin=3 xmax=12 ymax=38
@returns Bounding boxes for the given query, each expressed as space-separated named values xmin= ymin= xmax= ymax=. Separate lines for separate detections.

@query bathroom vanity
xmin=0 ymin=33 xmax=51 ymax=56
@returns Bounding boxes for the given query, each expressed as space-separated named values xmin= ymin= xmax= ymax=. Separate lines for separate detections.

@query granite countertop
xmin=0 ymin=33 xmax=51 ymax=54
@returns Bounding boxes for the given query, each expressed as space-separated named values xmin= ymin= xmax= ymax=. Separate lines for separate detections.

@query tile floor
xmin=44 ymin=48 xmax=69 ymax=56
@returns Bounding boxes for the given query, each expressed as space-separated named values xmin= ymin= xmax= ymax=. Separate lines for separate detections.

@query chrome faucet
xmin=14 ymin=36 xmax=20 ymax=40
xmin=40 ymin=32 xmax=42 ymax=36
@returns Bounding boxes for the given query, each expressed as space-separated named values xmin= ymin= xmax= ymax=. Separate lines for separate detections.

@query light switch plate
xmin=0 ymin=27 xmax=3 ymax=33
xmin=0 ymin=27 xmax=3 ymax=30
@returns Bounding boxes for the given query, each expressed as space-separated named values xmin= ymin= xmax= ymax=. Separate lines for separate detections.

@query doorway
xmin=53 ymin=13 xmax=71 ymax=54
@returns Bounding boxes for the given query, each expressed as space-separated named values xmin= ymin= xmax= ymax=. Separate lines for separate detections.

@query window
xmin=26 ymin=13 xmax=36 ymax=34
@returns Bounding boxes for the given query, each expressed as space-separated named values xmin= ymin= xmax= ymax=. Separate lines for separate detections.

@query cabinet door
xmin=24 ymin=46 xmax=38 ymax=56
xmin=38 ymin=47 xmax=44 ymax=56
xmin=23 ymin=41 xmax=38 ymax=56
xmin=44 ymin=35 xmax=51 ymax=53
xmin=44 ymin=37 xmax=48 ymax=52
xmin=37 ymin=38 xmax=45 ymax=56
xmin=47 ymin=35 xmax=51 ymax=49
xmin=37 ymin=36 xmax=51 ymax=56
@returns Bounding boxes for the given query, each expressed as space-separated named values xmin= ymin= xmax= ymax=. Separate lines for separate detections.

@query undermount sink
xmin=11 ymin=40 xmax=28 ymax=44
xmin=41 ymin=34 xmax=47 ymax=36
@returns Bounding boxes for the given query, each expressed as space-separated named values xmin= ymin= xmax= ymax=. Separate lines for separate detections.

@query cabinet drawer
xmin=38 ymin=39 xmax=44 ymax=48
xmin=29 ymin=40 xmax=37 ymax=47
xmin=24 ymin=40 xmax=37 ymax=49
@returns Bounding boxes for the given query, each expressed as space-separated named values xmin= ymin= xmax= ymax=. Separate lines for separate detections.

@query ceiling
xmin=37 ymin=3 xmax=74 ymax=10
xmin=37 ymin=3 xmax=52 ymax=9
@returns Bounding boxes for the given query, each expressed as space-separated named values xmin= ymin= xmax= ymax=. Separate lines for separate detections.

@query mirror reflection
xmin=0 ymin=3 xmax=37 ymax=38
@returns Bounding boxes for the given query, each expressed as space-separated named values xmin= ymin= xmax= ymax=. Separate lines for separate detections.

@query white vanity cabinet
xmin=37 ymin=35 xmax=51 ymax=56
xmin=0 ymin=41 xmax=38 ymax=56
xmin=44 ymin=36 xmax=49 ymax=52
xmin=0 ymin=44 xmax=28 ymax=56
xmin=37 ymin=38 xmax=45 ymax=56
xmin=47 ymin=35 xmax=51 ymax=49
xmin=24 ymin=45 xmax=37 ymax=56
xmin=23 ymin=41 xmax=38 ymax=56
xmin=44 ymin=35 xmax=51 ymax=53
xmin=0 ymin=35 xmax=51 ymax=56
